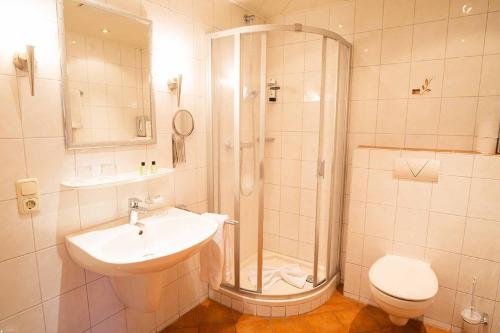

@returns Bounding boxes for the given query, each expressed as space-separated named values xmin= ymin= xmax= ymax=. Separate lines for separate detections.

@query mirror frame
xmin=56 ymin=0 xmax=157 ymax=149
xmin=172 ymin=109 xmax=195 ymax=137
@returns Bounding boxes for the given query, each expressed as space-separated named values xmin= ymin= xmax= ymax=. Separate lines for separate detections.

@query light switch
xmin=16 ymin=178 xmax=40 ymax=214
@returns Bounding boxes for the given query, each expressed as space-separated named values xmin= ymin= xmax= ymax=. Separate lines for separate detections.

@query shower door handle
xmin=318 ymin=160 xmax=325 ymax=179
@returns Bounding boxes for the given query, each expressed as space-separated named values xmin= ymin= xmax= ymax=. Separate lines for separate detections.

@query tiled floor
xmin=161 ymin=290 xmax=449 ymax=333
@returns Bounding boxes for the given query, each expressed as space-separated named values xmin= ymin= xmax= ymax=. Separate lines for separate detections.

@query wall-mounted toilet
xmin=368 ymin=255 xmax=438 ymax=326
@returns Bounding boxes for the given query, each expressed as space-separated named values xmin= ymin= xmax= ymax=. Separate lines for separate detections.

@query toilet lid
xmin=369 ymin=255 xmax=438 ymax=301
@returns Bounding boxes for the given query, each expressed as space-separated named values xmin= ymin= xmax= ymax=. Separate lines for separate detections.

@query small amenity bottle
xmin=140 ymin=161 xmax=147 ymax=175
xmin=150 ymin=161 xmax=157 ymax=174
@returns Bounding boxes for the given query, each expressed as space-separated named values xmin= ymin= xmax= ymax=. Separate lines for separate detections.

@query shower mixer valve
xmin=267 ymin=79 xmax=280 ymax=102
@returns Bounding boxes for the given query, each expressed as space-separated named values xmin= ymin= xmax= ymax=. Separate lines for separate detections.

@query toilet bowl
xmin=368 ymin=255 xmax=438 ymax=326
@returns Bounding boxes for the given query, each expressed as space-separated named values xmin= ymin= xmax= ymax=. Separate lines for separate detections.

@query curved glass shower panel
xmin=210 ymin=35 xmax=237 ymax=287
xmin=208 ymin=24 xmax=351 ymax=298
xmin=327 ymin=42 xmax=350 ymax=278
xmin=238 ymin=32 xmax=265 ymax=293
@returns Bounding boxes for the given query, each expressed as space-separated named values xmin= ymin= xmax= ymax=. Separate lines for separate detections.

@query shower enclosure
xmin=208 ymin=24 xmax=351 ymax=298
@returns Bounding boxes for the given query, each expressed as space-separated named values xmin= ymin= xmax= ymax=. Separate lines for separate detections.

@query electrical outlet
xmin=15 ymin=178 xmax=40 ymax=214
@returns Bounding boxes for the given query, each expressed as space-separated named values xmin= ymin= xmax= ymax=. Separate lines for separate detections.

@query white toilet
xmin=368 ymin=255 xmax=438 ymax=326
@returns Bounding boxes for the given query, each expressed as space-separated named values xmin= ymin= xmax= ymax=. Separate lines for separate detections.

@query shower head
xmin=244 ymin=14 xmax=255 ymax=25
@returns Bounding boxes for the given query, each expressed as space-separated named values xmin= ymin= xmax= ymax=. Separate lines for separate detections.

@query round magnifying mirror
xmin=172 ymin=109 xmax=194 ymax=137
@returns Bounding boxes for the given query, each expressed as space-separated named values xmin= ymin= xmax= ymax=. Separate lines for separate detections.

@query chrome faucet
xmin=128 ymin=197 xmax=148 ymax=225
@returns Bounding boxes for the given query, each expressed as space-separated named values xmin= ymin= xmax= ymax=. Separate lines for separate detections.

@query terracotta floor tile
xmin=198 ymin=302 xmax=234 ymax=326
xmin=235 ymin=319 xmax=273 ymax=333
xmin=270 ymin=316 xmax=314 ymax=333
xmin=163 ymin=289 xmax=452 ymax=333
xmin=162 ymin=328 xmax=199 ymax=333
xmin=170 ymin=308 xmax=201 ymax=328
xmin=231 ymin=312 xmax=264 ymax=323
xmin=348 ymin=307 xmax=382 ymax=332
xmin=364 ymin=305 xmax=393 ymax=329
xmin=199 ymin=324 xmax=236 ymax=333
xmin=303 ymin=311 xmax=350 ymax=333
xmin=333 ymin=307 xmax=364 ymax=326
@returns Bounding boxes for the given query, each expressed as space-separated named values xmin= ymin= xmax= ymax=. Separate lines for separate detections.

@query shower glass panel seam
xmin=256 ymin=32 xmax=267 ymax=293
xmin=206 ymin=37 xmax=214 ymax=212
xmin=233 ymin=33 xmax=241 ymax=290
xmin=326 ymin=40 xmax=342 ymax=280
xmin=313 ymin=36 xmax=328 ymax=287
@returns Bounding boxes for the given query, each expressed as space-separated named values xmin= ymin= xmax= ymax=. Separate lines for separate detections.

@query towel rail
xmin=224 ymin=219 xmax=239 ymax=225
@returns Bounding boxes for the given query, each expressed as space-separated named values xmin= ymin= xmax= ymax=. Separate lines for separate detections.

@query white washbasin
xmin=65 ymin=208 xmax=218 ymax=312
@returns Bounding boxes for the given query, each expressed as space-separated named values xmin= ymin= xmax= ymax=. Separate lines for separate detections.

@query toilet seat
xmin=369 ymin=255 xmax=438 ymax=302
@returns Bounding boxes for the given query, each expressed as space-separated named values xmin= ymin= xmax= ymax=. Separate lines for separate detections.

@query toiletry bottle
xmin=151 ymin=161 xmax=157 ymax=174
xmin=140 ymin=162 xmax=147 ymax=176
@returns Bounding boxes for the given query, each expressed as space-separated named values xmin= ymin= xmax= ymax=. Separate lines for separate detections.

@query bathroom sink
xmin=65 ymin=208 xmax=218 ymax=312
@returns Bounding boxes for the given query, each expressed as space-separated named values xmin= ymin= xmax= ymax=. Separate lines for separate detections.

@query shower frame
xmin=207 ymin=23 xmax=352 ymax=299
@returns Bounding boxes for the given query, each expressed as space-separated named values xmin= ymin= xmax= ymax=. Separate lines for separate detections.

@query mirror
xmin=172 ymin=109 xmax=194 ymax=167
xmin=59 ymin=0 xmax=155 ymax=148
xmin=172 ymin=109 xmax=194 ymax=136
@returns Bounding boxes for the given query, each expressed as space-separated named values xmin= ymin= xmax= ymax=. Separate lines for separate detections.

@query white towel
xmin=248 ymin=264 xmax=308 ymax=290
xmin=199 ymin=213 xmax=232 ymax=290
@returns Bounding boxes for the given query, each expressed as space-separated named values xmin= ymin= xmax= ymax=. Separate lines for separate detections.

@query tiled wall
xmin=267 ymin=0 xmax=500 ymax=160
xmin=343 ymin=147 xmax=500 ymax=332
xmin=346 ymin=0 xmax=500 ymax=156
xmin=0 ymin=0 xmax=259 ymax=332
xmin=66 ymin=31 xmax=149 ymax=143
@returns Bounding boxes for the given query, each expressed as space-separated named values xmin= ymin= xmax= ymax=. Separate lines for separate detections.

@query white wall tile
xmin=479 ymin=54 xmax=500 ymax=96
xmin=37 ymin=244 xmax=85 ymax=300
xmin=412 ymin=20 xmax=448 ymax=61
xmin=438 ymin=97 xmax=477 ymax=136
xmin=0 ymin=200 xmax=34 ymax=262
xmin=426 ymin=212 xmax=466 ymax=253
xmin=0 ymin=254 xmax=41 ymax=320
xmin=32 ymin=190 xmax=80 ymax=250
xmin=367 ymin=169 xmax=398 ymax=205
xmin=0 ymin=139 xmax=27 ymax=201
xmin=353 ymin=30 xmax=382 ymax=66
xmin=425 ymin=248 xmax=460 ymax=289
xmin=91 ymin=310 xmax=127 ymax=333
xmin=449 ymin=0 xmax=489 ymax=17
xmin=19 ymin=78 xmax=63 ymax=138
xmin=395 ymin=207 xmax=429 ymax=246
xmin=43 ymin=286 xmax=90 ymax=333
xmin=0 ymin=305 xmax=45 ymax=333
xmin=383 ymin=0 xmax=415 ymax=28
xmin=365 ymin=203 xmax=395 ymax=239
xmin=484 ymin=11 xmax=500 ymax=54
xmin=381 ymin=26 xmax=412 ymax=64
xmin=414 ymin=0 xmax=450 ymax=23
xmin=446 ymin=14 xmax=487 ymax=57
xmin=354 ymin=0 xmax=384 ymax=32
xmin=24 ymin=137 xmax=75 ymax=194
xmin=457 ymin=256 xmax=500 ymax=300
xmin=430 ymin=175 xmax=470 ymax=216
xmin=0 ymin=75 xmax=22 ymax=138
xmin=468 ymin=178 xmax=500 ymax=220
xmin=463 ymin=218 xmax=500 ymax=262
xmin=87 ymin=278 xmax=124 ymax=325
xmin=442 ymin=56 xmax=482 ymax=97
xmin=379 ymin=63 xmax=411 ymax=99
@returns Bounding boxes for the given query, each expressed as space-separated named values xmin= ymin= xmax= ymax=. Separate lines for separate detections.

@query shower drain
xmin=306 ymin=275 xmax=313 ymax=283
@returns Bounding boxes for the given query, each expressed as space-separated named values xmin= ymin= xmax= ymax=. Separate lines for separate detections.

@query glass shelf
xmin=61 ymin=168 xmax=174 ymax=190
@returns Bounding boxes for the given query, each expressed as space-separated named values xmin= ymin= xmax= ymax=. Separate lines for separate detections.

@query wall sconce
xmin=13 ymin=45 xmax=35 ymax=96
xmin=167 ymin=74 xmax=182 ymax=107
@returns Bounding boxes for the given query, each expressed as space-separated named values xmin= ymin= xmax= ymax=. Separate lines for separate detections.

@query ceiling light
xmin=101 ymin=28 xmax=109 ymax=34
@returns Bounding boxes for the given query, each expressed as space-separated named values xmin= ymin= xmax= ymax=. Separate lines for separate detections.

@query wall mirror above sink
xmin=58 ymin=0 xmax=156 ymax=149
